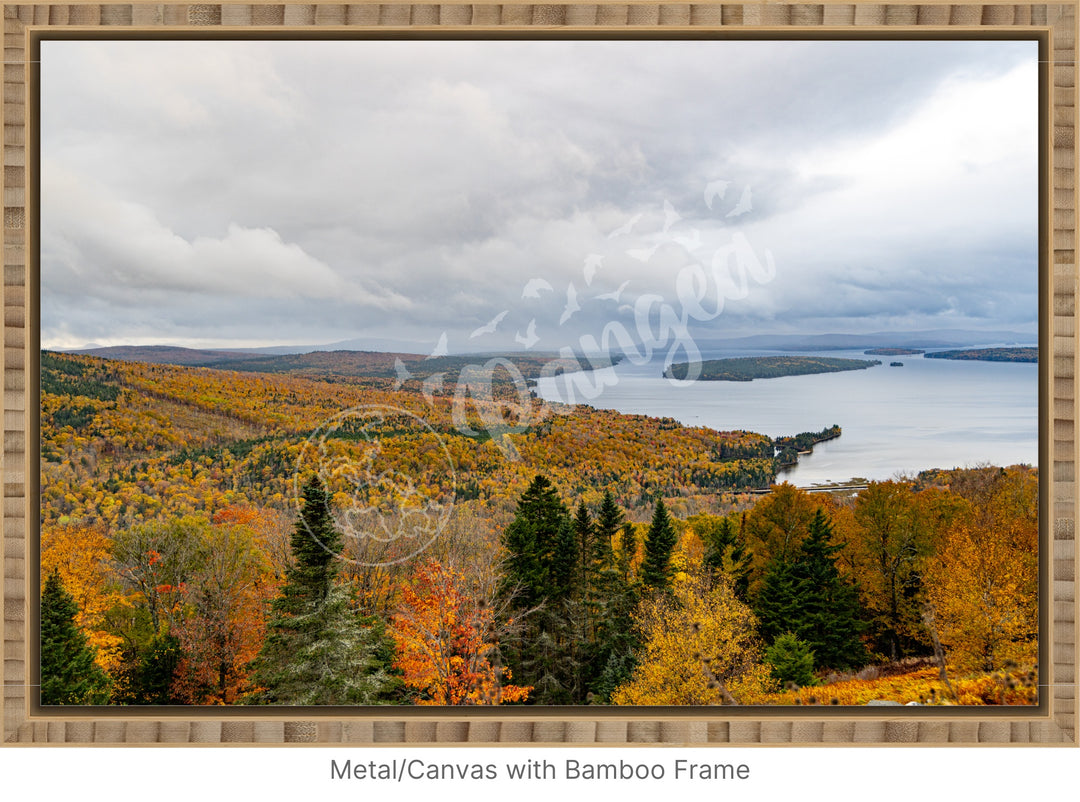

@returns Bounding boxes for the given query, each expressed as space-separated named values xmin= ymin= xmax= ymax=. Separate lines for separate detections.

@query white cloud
xmin=39 ymin=40 xmax=1039 ymax=349
xmin=42 ymin=164 xmax=411 ymax=309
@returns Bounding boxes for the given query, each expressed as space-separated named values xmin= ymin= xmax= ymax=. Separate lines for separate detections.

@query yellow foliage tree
xmin=924 ymin=516 xmax=1037 ymax=672
xmin=40 ymin=523 xmax=125 ymax=671
xmin=611 ymin=572 xmax=775 ymax=705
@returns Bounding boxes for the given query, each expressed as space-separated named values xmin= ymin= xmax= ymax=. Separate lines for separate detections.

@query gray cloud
xmin=40 ymin=39 xmax=1038 ymax=353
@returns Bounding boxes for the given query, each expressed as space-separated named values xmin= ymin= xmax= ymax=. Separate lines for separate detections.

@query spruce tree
xmin=754 ymin=556 xmax=800 ymax=644
xmin=112 ymin=633 xmax=182 ymax=705
xmin=792 ymin=508 xmax=868 ymax=670
xmin=500 ymin=475 xmax=571 ymax=608
xmin=283 ymin=475 xmax=341 ymax=605
xmin=573 ymin=502 xmax=596 ymax=597
xmin=594 ymin=491 xmax=622 ymax=566
xmin=549 ymin=515 xmax=580 ymax=601
xmin=249 ymin=476 xmax=396 ymax=704
xmin=753 ymin=508 xmax=868 ymax=671
xmin=640 ymin=499 xmax=678 ymax=591
xmin=702 ymin=516 xmax=753 ymax=601
xmin=765 ymin=632 xmax=818 ymax=687
xmin=40 ymin=569 xmax=110 ymax=705
xmin=562 ymin=491 xmax=638 ymax=703
xmin=498 ymin=475 xmax=582 ymax=704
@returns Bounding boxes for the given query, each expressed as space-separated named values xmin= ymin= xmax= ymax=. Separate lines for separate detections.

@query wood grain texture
xmin=1 ymin=1 xmax=1075 ymax=746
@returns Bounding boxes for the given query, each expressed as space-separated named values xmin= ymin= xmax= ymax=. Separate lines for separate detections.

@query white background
xmin=2 ymin=745 xmax=1077 ymax=800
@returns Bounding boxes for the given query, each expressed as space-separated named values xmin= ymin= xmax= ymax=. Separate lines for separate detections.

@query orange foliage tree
xmin=392 ymin=560 xmax=530 ymax=705
xmin=169 ymin=520 xmax=280 ymax=704
xmin=924 ymin=467 xmax=1039 ymax=673
xmin=924 ymin=518 xmax=1038 ymax=672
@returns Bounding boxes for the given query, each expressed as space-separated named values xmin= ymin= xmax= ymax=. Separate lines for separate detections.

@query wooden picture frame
xmin=2 ymin=1 xmax=1075 ymax=745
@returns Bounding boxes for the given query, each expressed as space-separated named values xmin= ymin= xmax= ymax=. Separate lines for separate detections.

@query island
xmin=864 ymin=348 xmax=925 ymax=356
xmin=890 ymin=361 xmax=904 ymax=367
xmin=924 ymin=347 xmax=1037 ymax=363
xmin=664 ymin=355 xmax=881 ymax=381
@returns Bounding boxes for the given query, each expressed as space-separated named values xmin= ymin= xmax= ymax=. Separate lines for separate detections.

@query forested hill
xmin=664 ymin=355 xmax=880 ymax=381
xmin=924 ymin=347 xmax=1038 ymax=363
xmin=68 ymin=345 xmax=619 ymax=384
xmin=40 ymin=350 xmax=782 ymax=532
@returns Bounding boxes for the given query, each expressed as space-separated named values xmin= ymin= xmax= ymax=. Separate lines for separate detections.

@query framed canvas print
xmin=2 ymin=1 xmax=1076 ymax=747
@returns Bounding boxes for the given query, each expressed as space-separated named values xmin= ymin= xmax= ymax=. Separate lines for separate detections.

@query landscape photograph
xmin=38 ymin=38 xmax=1040 ymax=707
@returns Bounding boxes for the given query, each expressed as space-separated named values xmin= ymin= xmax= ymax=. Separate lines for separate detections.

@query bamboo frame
xmin=2 ymin=1 xmax=1076 ymax=745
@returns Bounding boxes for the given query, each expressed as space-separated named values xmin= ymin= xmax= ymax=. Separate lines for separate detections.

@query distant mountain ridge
xmin=56 ymin=344 xmax=617 ymax=384
xmin=60 ymin=328 xmax=1038 ymax=363
xmin=695 ymin=329 xmax=1037 ymax=352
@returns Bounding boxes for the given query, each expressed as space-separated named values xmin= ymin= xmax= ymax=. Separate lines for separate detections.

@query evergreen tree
xmin=592 ymin=650 xmax=635 ymax=704
xmin=753 ymin=508 xmax=868 ymax=671
xmin=248 ymin=476 xmax=397 ymax=704
xmin=640 ymin=499 xmax=678 ymax=591
xmin=794 ymin=509 xmax=868 ymax=669
xmin=574 ymin=492 xmax=638 ymax=703
xmin=573 ymin=501 xmax=596 ymax=598
xmin=701 ymin=516 xmax=753 ymax=601
xmin=549 ymin=515 xmax=580 ymax=601
xmin=40 ymin=569 xmax=110 ymax=705
xmin=765 ymin=632 xmax=818 ymax=688
xmin=499 ymin=475 xmax=572 ymax=608
xmin=753 ymin=556 xmax=800 ymax=644
xmin=594 ymin=491 xmax=622 ymax=567
xmin=111 ymin=632 xmax=182 ymax=705
xmin=282 ymin=475 xmax=341 ymax=605
xmin=498 ymin=475 xmax=584 ymax=704
xmin=616 ymin=522 xmax=636 ymax=584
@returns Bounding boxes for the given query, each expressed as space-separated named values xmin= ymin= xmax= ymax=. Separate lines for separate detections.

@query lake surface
xmin=535 ymin=347 xmax=1038 ymax=486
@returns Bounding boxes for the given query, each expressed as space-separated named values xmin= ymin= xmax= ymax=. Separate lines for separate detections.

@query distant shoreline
xmin=924 ymin=347 xmax=1037 ymax=364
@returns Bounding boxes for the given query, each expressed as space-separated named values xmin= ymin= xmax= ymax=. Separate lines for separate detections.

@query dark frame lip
xmin=24 ymin=27 xmax=1053 ymax=727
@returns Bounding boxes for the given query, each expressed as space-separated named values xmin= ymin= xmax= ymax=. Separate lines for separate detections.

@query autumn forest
xmin=39 ymin=350 xmax=1039 ymax=706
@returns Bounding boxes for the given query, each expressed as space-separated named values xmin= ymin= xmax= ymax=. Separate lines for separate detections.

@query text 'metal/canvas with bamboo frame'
xmin=2 ymin=1 xmax=1077 ymax=746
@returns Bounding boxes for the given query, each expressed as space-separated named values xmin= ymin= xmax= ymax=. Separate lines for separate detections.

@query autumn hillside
xmin=39 ymin=350 xmax=1038 ymax=707
xmin=41 ymin=350 xmax=777 ymax=530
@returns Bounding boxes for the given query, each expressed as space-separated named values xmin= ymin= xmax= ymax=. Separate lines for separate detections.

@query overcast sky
xmin=41 ymin=39 xmax=1038 ymax=355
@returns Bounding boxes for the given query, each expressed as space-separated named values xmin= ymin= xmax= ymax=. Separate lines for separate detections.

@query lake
xmin=534 ymin=347 xmax=1038 ymax=486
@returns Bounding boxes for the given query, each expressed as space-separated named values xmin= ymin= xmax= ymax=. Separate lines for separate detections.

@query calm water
xmin=535 ymin=348 xmax=1038 ymax=486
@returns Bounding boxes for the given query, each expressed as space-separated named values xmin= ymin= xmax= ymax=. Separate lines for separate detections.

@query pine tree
xmin=498 ymin=475 xmax=582 ymax=704
xmin=40 ymin=569 xmax=110 ymax=705
xmin=248 ymin=476 xmax=396 ymax=704
xmin=753 ymin=508 xmax=868 ymax=671
xmin=702 ymin=516 xmax=753 ymax=601
xmin=594 ymin=491 xmax=622 ymax=567
xmin=282 ymin=475 xmax=341 ymax=606
xmin=640 ymin=499 xmax=678 ymax=591
xmin=794 ymin=509 xmax=868 ymax=670
xmin=616 ymin=522 xmax=636 ymax=583
xmin=754 ymin=556 xmax=800 ymax=644
xmin=549 ymin=515 xmax=579 ymax=601
xmin=499 ymin=475 xmax=571 ymax=608
xmin=586 ymin=494 xmax=639 ymax=702
xmin=573 ymin=502 xmax=596 ymax=598
xmin=765 ymin=632 xmax=818 ymax=688
xmin=111 ymin=633 xmax=182 ymax=705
